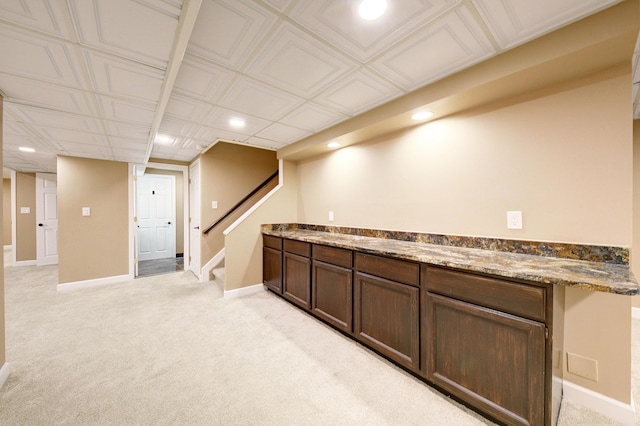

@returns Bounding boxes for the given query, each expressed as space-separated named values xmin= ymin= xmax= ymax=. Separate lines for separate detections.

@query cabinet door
xmin=284 ymin=252 xmax=311 ymax=310
xmin=263 ymin=247 xmax=282 ymax=294
xmin=312 ymin=260 xmax=353 ymax=333
xmin=426 ymin=293 xmax=545 ymax=426
xmin=354 ymin=272 xmax=420 ymax=372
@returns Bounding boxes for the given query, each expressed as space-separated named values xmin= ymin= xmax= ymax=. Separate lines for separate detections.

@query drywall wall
xmin=633 ymin=119 xmax=640 ymax=310
xmin=57 ymin=156 xmax=129 ymax=284
xmin=0 ymin=96 xmax=5 ymax=369
xmin=294 ymin=67 xmax=633 ymax=403
xmin=199 ymin=142 xmax=278 ymax=266
xmin=144 ymin=168 xmax=184 ymax=255
xmin=3 ymin=179 xmax=11 ymax=247
xmin=15 ymin=172 xmax=36 ymax=262
xmin=225 ymin=161 xmax=298 ymax=291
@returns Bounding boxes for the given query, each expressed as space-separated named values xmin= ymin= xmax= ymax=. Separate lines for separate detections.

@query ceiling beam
xmin=143 ymin=0 xmax=203 ymax=164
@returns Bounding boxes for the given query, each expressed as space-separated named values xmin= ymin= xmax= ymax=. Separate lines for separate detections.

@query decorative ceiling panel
xmin=258 ymin=0 xmax=294 ymax=13
xmin=187 ymin=0 xmax=277 ymax=69
xmin=7 ymin=105 xmax=102 ymax=133
xmin=164 ymin=94 xmax=212 ymax=124
xmin=472 ymin=0 xmax=619 ymax=50
xmin=203 ymin=106 xmax=272 ymax=136
xmin=218 ymin=76 xmax=305 ymax=122
xmin=279 ymin=101 xmax=347 ymax=132
xmin=0 ymin=0 xmax=74 ymax=39
xmin=172 ymin=54 xmax=236 ymax=102
xmin=289 ymin=0 xmax=459 ymax=62
xmin=83 ymin=51 xmax=165 ymax=103
xmin=33 ymin=126 xmax=110 ymax=146
xmin=256 ymin=122 xmax=312 ymax=145
xmin=244 ymin=135 xmax=281 ymax=150
xmin=193 ymin=126 xmax=250 ymax=144
xmin=67 ymin=0 xmax=179 ymax=68
xmin=244 ymin=21 xmax=358 ymax=98
xmin=369 ymin=6 xmax=495 ymax=91
xmin=96 ymin=95 xmax=157 ymax=125
xmin=0 ymin=24 xmax=84 ymax=88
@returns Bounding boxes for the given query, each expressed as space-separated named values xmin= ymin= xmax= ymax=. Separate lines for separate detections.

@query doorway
xmin=131 ymin=163 xmax=189 ymax=278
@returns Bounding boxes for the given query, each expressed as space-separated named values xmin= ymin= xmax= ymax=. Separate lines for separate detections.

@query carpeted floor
xmin=0 ymin=252 xmax=638 ymax=425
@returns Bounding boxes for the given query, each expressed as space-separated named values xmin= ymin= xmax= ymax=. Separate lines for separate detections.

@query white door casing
xmin=36 ymin=173 xmax=58 ymax=266
xmin=137 ymin=174 xmax=176 ymax=261
xmin=189 ymin=160 xmax=201 ymax=278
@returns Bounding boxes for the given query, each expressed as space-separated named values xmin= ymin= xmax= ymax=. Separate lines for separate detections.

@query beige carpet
xmin=0 ymin=254 xmax=637 ymax=425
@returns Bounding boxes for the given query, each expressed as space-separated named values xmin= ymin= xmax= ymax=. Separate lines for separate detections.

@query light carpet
xmin=0 ymin=257 xmax=637 ymax=425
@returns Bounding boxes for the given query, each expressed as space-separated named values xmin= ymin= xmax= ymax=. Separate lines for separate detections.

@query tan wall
xmin=225 ymin=161 xmax=298 ymax=291
xmin=58 ymin=156 xmax=129 ymax=284
xmin=0 ymin=96 xmax=5 ymax=367
xmin=294 ymin=68 xmax=633 ymax=402
xmin=145 ymin=168 xmax=184 ymax=254
xmin=633 ymin=119 xmax=640 ymax=309
xmin=199 ymin=142 xmax=278 ymax=265
xmin=3 ymin=179 xmax=11 ymax=246
xmin=15 ymin=172 xmax=36 ymax=262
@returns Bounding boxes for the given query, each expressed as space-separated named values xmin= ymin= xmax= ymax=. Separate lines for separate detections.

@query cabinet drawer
xmin=284 ymin=239 xmax=311 ymax=257
xmin=313 ymin=244 xmax=352 ymax=268
xmin=355 ymin=253 xmax=419 ymax=287
xmin=424 ymin=266 xmax=546 ymax=322
xmin=263 ymin=234 xmax=282 ymax=250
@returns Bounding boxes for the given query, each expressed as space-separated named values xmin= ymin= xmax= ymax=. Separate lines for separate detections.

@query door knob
xmin=194 ymin=226 xmax=199 ymax=230
xmin=38 ymin=223 xmax=43 ymax=227
xmin=168 ymin=221 xmax=172 ymax=225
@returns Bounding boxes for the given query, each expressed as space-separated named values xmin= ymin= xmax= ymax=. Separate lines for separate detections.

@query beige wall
xmin=1 ymin=96 xmax=5 ymax=368
xmin=3 ymin=179 xmax=11 ymax=246
xmin=293 ymin=66 xmax=633 ymax=402
xmin=199 ymin=142 xmax=278 ymax=265
xmin=15 ymin=172 xmax=36 ymax=262
xmin=58 ymin=156 xmax=129 ymax=284
xmin=144 ymin=168 xmax=184 ymax=255
xmin=225 ymin=161 xmax=298 ymax=291
xmin=633 ymin=119 xmax=640 ymax=309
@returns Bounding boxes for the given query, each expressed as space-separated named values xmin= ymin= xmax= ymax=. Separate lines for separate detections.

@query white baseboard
xmin=632 ymin=307 xmax=640 ymax=320
xmin=201 ymin=248 xmax=225 ymax=283
xmin=0 ymin=363 xmax=10 ymax=390
xmin=13 ymin=260 xmax=37 ymax=266
xmin=57 ymin=273 xmax=133 ymax=292
xmin=562 ymin=380 xmax=636 ymax=425
xmin=223 ymin=283 xmax=263 ymax=299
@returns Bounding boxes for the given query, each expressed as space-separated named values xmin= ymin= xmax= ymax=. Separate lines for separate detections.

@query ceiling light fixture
xmin=327 ymin=141 xmax=341 ymax=149
xmin=229 ymin=118 xmax=246 ymax=128
xmin=411 ymin=111 xmax=434 ymax=121
xmin=19 ymin=147 xmax=35 ymax=153
xmin=154 ymin=134 xmax=174 ymax=145
xmin=359 ymin=0 xmax=387 ymax=20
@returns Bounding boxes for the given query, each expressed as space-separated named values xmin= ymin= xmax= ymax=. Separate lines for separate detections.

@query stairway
xmin=210 ymin=259 xmax=225 ymax=287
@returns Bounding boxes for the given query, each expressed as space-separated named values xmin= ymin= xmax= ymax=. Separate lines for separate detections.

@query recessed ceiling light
xmin=154 ymin=134 xmax=174 ymax=145
xmin=327 ymin=141 xmax=341 ymax=149
xmin=359 ymin=0 xmax=387 ymax=20
xmin=19 ymin=147 xmax=35 ymax=153
xmin=411 ymin=111 xmax=434 ymax=121
xmin=229 ymin=118 xmax=246 ymax=128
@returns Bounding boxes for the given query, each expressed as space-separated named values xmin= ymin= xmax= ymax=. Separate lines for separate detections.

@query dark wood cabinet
xmin=262 ymin=234 xmax=552 ymax=426
xmin=262 ymin=235 xmax=282 ymax=294
xmin=424 ymin=266 xmax=548 ymax=426
xmin=312 ymin=260 xmax=353 ymax=333
xmin=354 ymin=271 xmax=420 ymax=372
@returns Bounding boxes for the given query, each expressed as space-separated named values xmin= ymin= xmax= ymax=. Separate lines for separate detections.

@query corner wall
xmin=3 ymin=179 xmax=11 ymax=247
xmin=15 ymin=172 xmax=36 ymax=262
xmin=57 ymin=156 xmax=129 ymax=284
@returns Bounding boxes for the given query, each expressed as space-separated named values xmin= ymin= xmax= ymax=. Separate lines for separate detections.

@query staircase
xmin=210 ymin=258 xmax=225 ymax=287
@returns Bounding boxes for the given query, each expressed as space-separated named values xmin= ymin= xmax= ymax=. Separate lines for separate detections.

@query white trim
xmin=632 ymin=307 xmax=640 ymax=320
xmin=56 ymin=273 xmax=132 ymax=292
xmin=201 ymin=248 xmax=224 ymax=283
xmin=129 ymin=164 xmax=136 ymax=278
xmin=4 ymin=245 xmax=11 ymax=250
xmin=10 ymin=170 xmax=16 ymax=266
xmin=223 ymin=283 xmax=263 ymax=299
xmin=562 ymin=380 xmax=636 ymax=425
xmin=13 ymin=260 xmax=37 ymax=266
xmin=0 ymin=363 xmax=10 ymax=390
xmin=223 ymin=160 xmax=284 ymax=236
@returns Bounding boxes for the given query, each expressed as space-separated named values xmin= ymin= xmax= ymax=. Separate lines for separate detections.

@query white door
xmin=137 ymin=174 xmax=176 ymax=261
xmin=189 ymin=160 xmax=201 ymax=278
xmin=36 ymin=173 xmax=58 ymax=266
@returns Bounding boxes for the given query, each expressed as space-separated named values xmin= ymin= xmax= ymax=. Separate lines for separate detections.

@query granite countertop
xmin=263 ymin=227 xmax=639 ymax=295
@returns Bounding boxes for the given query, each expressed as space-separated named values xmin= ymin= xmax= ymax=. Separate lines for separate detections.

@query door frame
xmin=129 ymin=162 xmax=190 ymax=278
xmin=189 ymin=159 xmax=201 ymax=279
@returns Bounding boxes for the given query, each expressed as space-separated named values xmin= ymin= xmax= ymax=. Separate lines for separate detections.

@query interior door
xmin=137 ymin=174 xmax=176 ymax=261
xmin=36 ymin=173 xmax=58 ymax=266
xmin=189 ymin=160 xmax=201 ymax=278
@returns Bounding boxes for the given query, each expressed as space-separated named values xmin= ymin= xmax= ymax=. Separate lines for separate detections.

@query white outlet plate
xmin=328 ymin=211 xmax=334 ymax=221
xmin=507 ymin=211 xmax=522 ymax=229
xmin=212 ymin=201 xmax=218 ymax=209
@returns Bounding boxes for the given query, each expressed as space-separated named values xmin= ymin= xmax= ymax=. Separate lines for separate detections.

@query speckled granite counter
xmin=262 ymin=224 xmax=639 ymax=295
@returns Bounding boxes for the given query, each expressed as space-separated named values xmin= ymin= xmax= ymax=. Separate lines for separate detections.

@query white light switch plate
xmin=212 ymin=201 xmax=218 ymax=209
xmin=20 ymin=207 xmax=30 ymax=214
xmin=82 ymin=207 xmax=91 ymax=217
xmin=328 ymin=211 xmax=334 ymax=221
